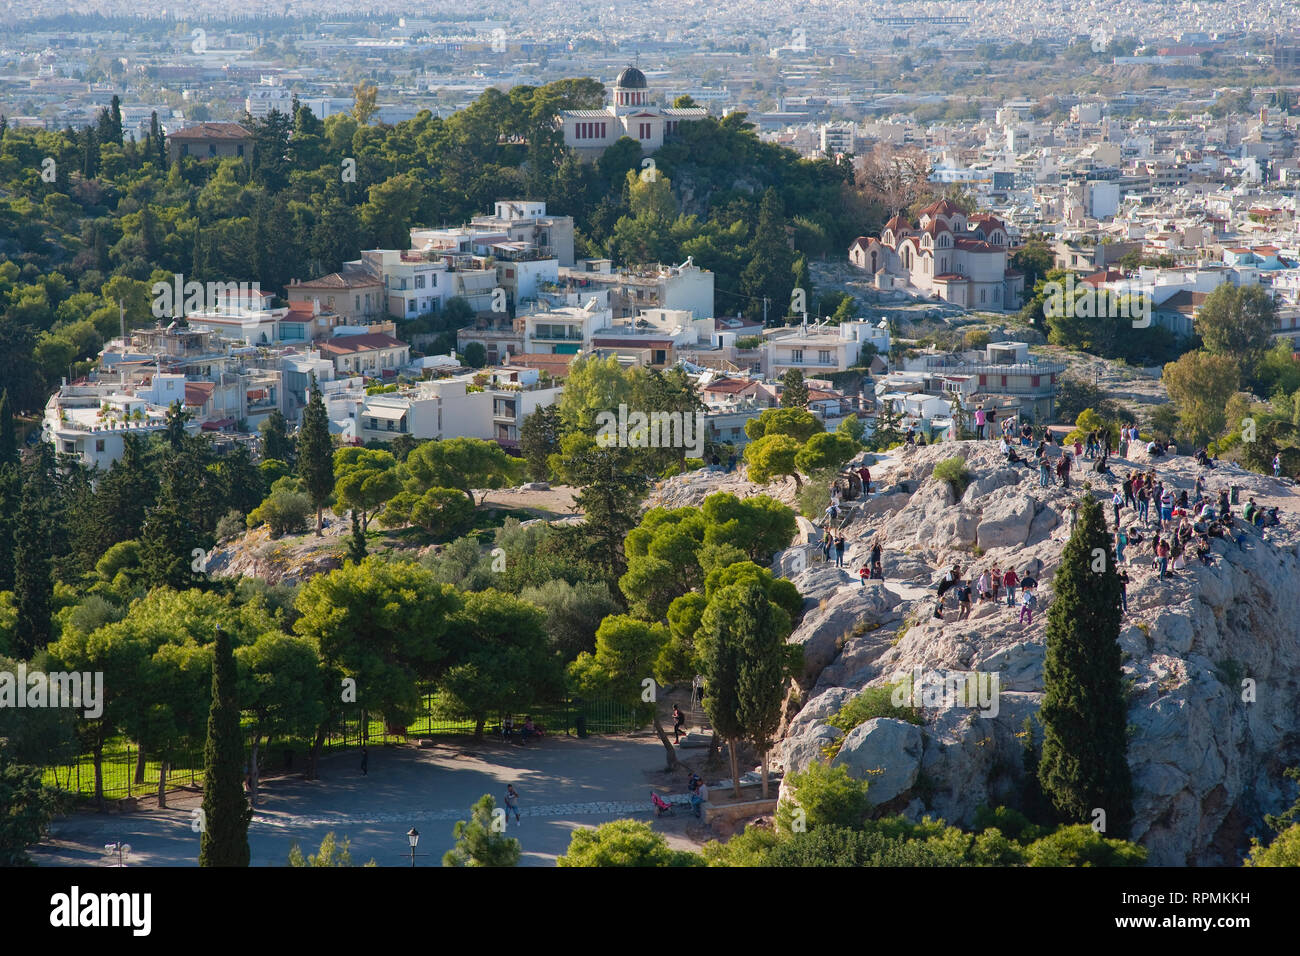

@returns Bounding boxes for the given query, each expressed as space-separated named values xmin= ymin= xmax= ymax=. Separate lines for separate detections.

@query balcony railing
xmin=529 ymin=331 xmax=584 ymax=341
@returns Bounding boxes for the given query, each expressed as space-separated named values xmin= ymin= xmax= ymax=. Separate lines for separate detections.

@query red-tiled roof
xmin=185 ymin=381 xmax=215 ymax=405
xmin=318 ymin=333 xmax=406 ymax=355
xmin=169 ymin=122 xmax=251 ymax=140
xmin=704 ymin=378 xmax=761 ymax=394
xmin=510 ymin=353 xmax=576 ymax=377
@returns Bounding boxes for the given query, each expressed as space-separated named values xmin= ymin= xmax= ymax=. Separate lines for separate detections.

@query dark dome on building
xmin=615 ymin=66 xmax=647 ymax=89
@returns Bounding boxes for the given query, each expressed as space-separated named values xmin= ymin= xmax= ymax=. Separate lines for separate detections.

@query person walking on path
xmin=672 ymin=705 xmax=685 ymax=744
xmin=956 ymin=581 xmax=973 ymax=620
xmin=360 ymin=746 xmax=368 ymax=776
xmin=505 ymin=784 xmax=521 ymax=824
xmin=1018 ymin=588 xmax=1037 ymax=625
xmin=834 ymin=534 xmax=846 ymax=568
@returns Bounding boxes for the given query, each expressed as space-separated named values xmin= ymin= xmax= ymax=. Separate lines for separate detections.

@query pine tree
xmin=348 ymin=509 xmax=367 ymax=564
xmin=297 ymin=375 xmax=335 ymax=537
xmin=12 ymin=447 xmax=54 ymax=658
xmin=1038 ymin=495 xmax=1133 ymax=837
xmin=199 ymin=626 xmax=252 ymax=867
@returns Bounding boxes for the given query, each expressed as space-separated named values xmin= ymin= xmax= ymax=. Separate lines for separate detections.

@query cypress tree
xmin=199 ymin=626 xmax=252 ymax=867
xmin=348 ymin=508 xmax=367 ymax=564
xmin=12 ymin=448 xmax=54 ymax=658
xmin=0 ymin=390 xmax=15 ymax=469
xmin=1037 ymin=495 xmax=1133 ymax=836
xmin=95 ymin=434 xmax=158 ymax=551
xmin=258 ymin=408 xmax=293 ymax=465
xmin=779 ymin=369 xmax=808 ymax=408
xmin=297 ymin=375 xmax=335 ymax=537
xmin=0 ymin=464 xmax=16 ymax=593
xmin=139 ymin=444 xmax=208 ymax=589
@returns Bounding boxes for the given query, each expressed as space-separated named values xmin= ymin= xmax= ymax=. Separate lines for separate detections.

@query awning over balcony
xmin=364 ymin=404 xmax=408 ymax=420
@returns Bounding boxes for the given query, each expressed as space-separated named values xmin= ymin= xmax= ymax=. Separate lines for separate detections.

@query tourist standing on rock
xmin=975 ymin=406 xmax=987 ymax=439
xmin=1118 ymin=568 xmax=1129 ymax=613
xmin=1003 ymin=567 xmax=1018 ymax=607
xmin=990 ymin=565 xmax=1001 ymax=603
xmin=834 ymin=534 xmax=846 ymax=568
xmin=935 ymin=563 xmax=961 ymax=617
xmin=1136 ymin=483 xmax=1150 ymax=525
xmin=1056 ymin=453 xmax=1071 ymax=488
xmin=1157 ymin=538 xmax=1171 ymax=579
xmin=1039 ymin=454 xmax=1051 ymax=488
xmin=977 ymin=570 xmax=991 ymax=603
xmin=869 ymin=539 xmax=883 ymax=578
xmin=1111 ymin=487 xmax=1124 ymax=529
xmin=956 ymin=580 xmax=973 ymax=620
xmin=1116 ymin=529 xmax=1128 ymax=565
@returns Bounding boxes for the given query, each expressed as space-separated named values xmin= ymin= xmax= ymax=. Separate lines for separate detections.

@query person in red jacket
xmin=1002 ymin=567 xmax=1019 ymax=607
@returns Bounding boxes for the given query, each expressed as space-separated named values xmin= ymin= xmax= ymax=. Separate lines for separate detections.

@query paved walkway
xmin=33 ymin=736 xmax=694 ymax=868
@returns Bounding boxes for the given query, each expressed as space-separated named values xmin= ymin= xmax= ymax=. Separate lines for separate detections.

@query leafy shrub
xmin=776 ymin=763 xmax=872 ymax=833
xmin=827 ymin=683 xmax=924 ymax=735
xmin=215 ymin=508 xmax=246 ymax=542
xmin=1022 ymin=824 xmax=1147 ymax=866
xmin=557 ymin=820 xmax=703 ymax=867
xmin=932 ymin=456 xmax=972 ymax=499
xmin=247 ymin=477 xmax=311 ymax=537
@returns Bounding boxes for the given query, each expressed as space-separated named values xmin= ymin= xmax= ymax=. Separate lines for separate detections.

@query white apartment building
xmin=245 ymin=83 xmax=294 ymax=119
xmin=519 ymin=300 xmax=611 ymax=355
xmin=352 ymin=373 xmax=562 ymax=448
xmin=761 ymin=320 xmax=891 ymax=378
xmin=412 ymin=201 xmax=576 ymax=268
xmin=558 ymin=258 xmax=714 ymax=320
xmin=354 ymin=250 xmax=451 ymax=319
xmin=42 ymin=377 xmax=192 ymax=471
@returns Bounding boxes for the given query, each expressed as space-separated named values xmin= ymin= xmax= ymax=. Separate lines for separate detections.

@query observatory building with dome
xmin=557 ymin=67 xmax=707 ymax=160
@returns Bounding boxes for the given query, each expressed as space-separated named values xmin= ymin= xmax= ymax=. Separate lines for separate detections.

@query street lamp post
xmin=407 ymin=827 xmax=419 ymax=868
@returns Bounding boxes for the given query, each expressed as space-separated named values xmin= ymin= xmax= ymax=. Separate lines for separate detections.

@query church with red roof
xmin=848 ymin=200 xmax=1025 ymax=311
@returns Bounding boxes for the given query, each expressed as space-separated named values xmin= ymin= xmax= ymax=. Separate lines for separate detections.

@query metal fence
xmin=40 ymin=691 xmax=642 ymax=801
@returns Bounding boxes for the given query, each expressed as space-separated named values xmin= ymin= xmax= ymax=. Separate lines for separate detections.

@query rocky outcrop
xmin=832 ymin=718 xmax=924 ymax=805
xmin=771 ymin=439 xmax=1300 ymax=865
